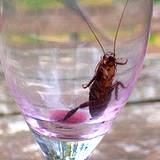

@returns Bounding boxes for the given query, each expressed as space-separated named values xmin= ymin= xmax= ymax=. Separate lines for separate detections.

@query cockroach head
xmin=104 ymin=51 xmax=115 ymax=57
xmin=102 ymin=52 xmax=116 ymax=66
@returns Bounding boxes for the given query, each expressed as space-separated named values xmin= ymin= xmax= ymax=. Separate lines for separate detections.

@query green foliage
xmin=14 ymin=0 xmax=112 ymax=11
xmin=149 ymin=33 xmax=160 ymax=47
xmin=16 ymin=0 xmax=61 ymax=11
xmin=154 ymin=0 xmax=160 ymax=4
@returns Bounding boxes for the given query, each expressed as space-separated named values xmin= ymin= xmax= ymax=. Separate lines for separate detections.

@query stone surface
xmin=129 ymin=54 xmax=160 ymax=103
xmin=92 ymin=102 xmax=160 ymax=160
xmin=0 ymin=103 xmax=160 ymax=160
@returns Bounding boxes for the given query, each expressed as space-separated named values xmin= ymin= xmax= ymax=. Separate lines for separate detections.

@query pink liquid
xmin=24 ymin=107 xmax=115 ymax=140
xmin=50 ymin=110 xmax=87 ymax=123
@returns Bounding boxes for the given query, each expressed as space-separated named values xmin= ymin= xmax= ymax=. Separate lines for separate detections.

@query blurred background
xmin=0 ymin=0 xmax=160 ymax=160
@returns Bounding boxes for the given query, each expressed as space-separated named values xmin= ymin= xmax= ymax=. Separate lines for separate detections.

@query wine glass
xmin=0 ymin=0 xmax=153 ymax=160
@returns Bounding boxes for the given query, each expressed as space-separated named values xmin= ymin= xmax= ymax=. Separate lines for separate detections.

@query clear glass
xmin=0 ymin=0 xmax=153 ymax=160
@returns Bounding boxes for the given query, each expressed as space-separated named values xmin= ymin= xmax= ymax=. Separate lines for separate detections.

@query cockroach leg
xmin=82 ymin=75 xmax=96 ymax=89
xmin=62 ymin=100 xmax=100 ymax=121
xmin=62 ymin=107 xmax=79 ymax=121
xmin=62 ymin=101 xmax=90 ymax=121
xmin=116 ymin=58 xmax=128 ymax=65
xmin=112 ymin=81 xmax=126 ymax=100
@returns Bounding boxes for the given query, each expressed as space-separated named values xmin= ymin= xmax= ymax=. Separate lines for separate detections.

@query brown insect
xmin=62 ymin=0 xmax=129 ymax=121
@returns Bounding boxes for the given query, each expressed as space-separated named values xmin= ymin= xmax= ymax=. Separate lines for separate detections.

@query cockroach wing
xmin=89 ymin=92 xmax=112 ymax=118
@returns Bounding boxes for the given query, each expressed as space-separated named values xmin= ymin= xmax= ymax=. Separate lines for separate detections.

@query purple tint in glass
xmin=0 ymin=0 xmax=153 ymax=159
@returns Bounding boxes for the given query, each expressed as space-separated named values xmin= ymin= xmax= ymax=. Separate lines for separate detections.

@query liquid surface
xmin=25 ymin=109 xmax=114 ymax=140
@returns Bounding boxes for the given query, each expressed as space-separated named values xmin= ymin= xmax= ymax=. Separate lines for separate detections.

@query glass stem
xmin=32 ymin=130 xmax=103 ymax=160
xmin=44 ymin=155 xmax=91 ymax=160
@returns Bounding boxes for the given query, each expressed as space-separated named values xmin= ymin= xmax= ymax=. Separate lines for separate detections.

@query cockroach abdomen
xmin=89 ymin=92 xmax=112 ymax=118
xmin=89 ymin=104 xmax=106 ymax=118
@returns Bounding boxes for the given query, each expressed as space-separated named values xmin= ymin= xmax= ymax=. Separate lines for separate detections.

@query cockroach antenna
xmin=80 ymin=14 xmax=106 ymax=55
xmin=113 ymin=0 xmax=129 ymax=57
xmin=78 ymin=0 xmax=129 ymax=57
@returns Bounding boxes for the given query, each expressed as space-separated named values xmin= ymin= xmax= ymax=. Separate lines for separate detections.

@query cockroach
xmin=62 ymin=0 xmax=129 ymax=121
